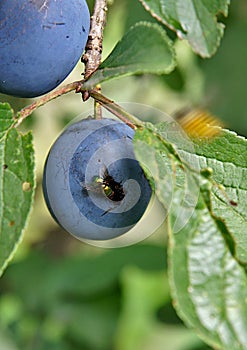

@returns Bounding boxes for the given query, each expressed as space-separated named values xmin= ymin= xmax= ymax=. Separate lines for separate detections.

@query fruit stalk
xmin=89 ymin=90 xmax=144 ymax=129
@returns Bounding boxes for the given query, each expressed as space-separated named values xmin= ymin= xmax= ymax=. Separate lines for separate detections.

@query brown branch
xmin=82 ymin=0 xmax=108 ymax=80
xmin=14 ymin=84 xmax=143 ymax=131
xmin=14 ymin=80 xmax=84 ymax=127
xmin=82 ymin=0 xmax=108 ymax=117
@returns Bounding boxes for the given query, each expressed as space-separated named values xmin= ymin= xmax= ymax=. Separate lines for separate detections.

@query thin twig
xmin=14 ymin=80 xmax=84 ymax=127
xmin=14 ymin=85 xmax=143 ymax=130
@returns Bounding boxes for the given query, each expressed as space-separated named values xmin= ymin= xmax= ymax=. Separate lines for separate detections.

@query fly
xmin=81 ymin=165 xmax=125 ymax=202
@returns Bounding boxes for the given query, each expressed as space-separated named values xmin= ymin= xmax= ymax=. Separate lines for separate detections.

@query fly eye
xmin=103 ymin=173 xmax=125 ymax=202
xmin=102 ymin=185 xmax=113 ymax=198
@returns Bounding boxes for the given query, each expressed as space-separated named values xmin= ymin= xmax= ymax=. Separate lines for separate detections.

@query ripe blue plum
xmin=0 ymin=0 xmax=90 ymax=97
xmin=43 ymin=118 xmax=152 ymax=242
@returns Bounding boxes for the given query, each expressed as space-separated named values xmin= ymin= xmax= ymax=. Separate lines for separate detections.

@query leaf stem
xmin=94 ymin=85 xmax=103 ymax=119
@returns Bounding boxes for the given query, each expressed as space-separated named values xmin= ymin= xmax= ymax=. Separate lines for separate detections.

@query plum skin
xmin=0 ymin=0 xmax=90 ymax=98
xmin=43 ymin=118 xmax=152 ymax=241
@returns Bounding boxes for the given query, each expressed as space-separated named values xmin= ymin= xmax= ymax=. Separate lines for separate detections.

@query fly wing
xmin=174 ymin=108 xmax=224 ymax=138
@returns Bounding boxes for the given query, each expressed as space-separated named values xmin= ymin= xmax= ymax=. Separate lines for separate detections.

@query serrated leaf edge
xmin=139 ymin=0 xmax=230 ymax=58
xmin=0 ymin=130 xmax=36 ymax=278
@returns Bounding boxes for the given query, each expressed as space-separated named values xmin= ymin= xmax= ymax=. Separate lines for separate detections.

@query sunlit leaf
xmin=134 ymin=124 xmax=247 ymax=349
xmin=0 ymin=103 xmax=35 ymax=277
xmin=139 ymin=0 xmax=230 ymax=57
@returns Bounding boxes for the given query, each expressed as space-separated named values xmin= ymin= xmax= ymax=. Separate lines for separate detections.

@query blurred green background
xmin=0 ymin=0 xmax=246 ymax=349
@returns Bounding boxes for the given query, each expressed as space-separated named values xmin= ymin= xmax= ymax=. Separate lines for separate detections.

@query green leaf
xmin=133 ymin=125 xmax=247 ymax=349
xmin=84 ymin=21 xmax=176 ymax=88
xmin=134 ymin=124 xmax=200 ymax=234
xmin=158 ymin=124 xmax=247 ymax=264
xmin=139 ymin=0 xmax=230 ymax=57
xmin=190 ymin=131 xmax=247 ymax=264
xmin=0 ymin=104 xmax=35 ymax=277
xmin=169 ymin=186 xmax=247 ymax=350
